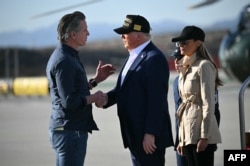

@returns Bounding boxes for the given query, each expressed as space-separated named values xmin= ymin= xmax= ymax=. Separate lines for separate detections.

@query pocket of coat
xmin=187 ymin=104 xmax=201 ymax=119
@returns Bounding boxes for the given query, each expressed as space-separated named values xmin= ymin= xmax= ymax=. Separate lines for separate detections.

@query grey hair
xmin=57 ymin=11 xmax=86 ymax=43
xmin=143 ymin=33 xmax=151 ymax=40
xmin=138 ymin=32 xmax=151 ymax=41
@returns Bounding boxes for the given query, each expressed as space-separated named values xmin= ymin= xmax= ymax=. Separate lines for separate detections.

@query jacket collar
xmin=183 ymin=53 xmax=198 ymax=67
xmin=61 ymin=44 xmax=79 ymax=58
xmin=119 ymin=41 xmax=152 ymax=87
xmin=129 ymin=40 xmax=151 ymax=56
xmin=179 ymin=53 xmax=198 ymax=77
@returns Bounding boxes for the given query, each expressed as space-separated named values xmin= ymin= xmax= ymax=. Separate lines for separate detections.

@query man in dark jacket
xmin=46 ymin=11 xmax=115 ymax=166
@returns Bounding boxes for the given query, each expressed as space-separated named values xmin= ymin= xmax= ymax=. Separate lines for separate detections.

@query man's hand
xmin=93 ymin=61 xmax=115 ymax=83
xmin=95 ymin=92 xmax=108 ymax=108
xmin=143 ymin=134 xmax=156 ymax=154
xmin=86 ymin=91 xmax=106 ymax=106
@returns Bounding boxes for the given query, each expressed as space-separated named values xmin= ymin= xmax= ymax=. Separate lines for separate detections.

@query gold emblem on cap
xmin=123 ymin=18 xmax=132 ymax=28
xmin=134 ymin=24 xmax=141 ymax=31
xmin=123 ymin=22 xmax=129 ymax=28
xmin=125 ymin=18 xmax=132 ymax=23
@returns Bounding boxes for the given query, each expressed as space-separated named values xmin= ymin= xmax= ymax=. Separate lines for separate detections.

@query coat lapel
xmin=121 ymin=51 xmax=147 ymax=87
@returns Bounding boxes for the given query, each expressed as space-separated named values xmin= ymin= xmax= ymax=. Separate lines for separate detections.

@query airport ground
xmin=0 ymin=71 xmax=250 ymax=166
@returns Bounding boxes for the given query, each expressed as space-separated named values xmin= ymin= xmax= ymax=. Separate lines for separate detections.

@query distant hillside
xmin=0 ymin=30 xmax=227 ymax=78
xmin=0 ymin=18 xmax=234 ymax=48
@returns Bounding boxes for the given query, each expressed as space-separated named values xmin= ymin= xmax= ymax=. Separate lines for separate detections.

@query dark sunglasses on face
xmin=176 ymin=39 xmax=193 ymax=47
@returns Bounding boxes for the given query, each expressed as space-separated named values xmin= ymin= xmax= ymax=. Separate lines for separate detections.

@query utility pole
xmin=4 ymin=49 xmax=10 ymax=79
xmin=14 ymin=49 xmax=19 ymax=78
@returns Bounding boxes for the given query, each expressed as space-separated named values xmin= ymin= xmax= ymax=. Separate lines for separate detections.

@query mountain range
xmin=0 ymin=18 xmax=236 ymax=48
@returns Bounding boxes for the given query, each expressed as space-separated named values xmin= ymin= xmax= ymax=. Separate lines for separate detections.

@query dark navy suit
xmin=104 ymin=42 xmax=174 ymax=166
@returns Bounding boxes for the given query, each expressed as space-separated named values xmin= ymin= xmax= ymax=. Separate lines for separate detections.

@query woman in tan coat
xmin=171 ymin=25 xmax=223 ymax=166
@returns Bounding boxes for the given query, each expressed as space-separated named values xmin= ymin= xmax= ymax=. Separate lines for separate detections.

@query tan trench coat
xmin=177 ymin=54 xmax=222 ymax=146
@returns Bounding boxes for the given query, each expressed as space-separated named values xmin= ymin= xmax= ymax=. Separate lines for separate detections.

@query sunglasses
xmin=176 ymin=39 xmax=193 ymax=47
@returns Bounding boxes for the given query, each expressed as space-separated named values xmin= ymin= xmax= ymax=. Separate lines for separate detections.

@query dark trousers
xmin=176 ymin=151 xmax=188 ymax=166
xmin=130 ymin=148 xmax=165 ymax=166
xmin=49 ymin=130 xmax=88 ymax=166
xmin=182 ymin=144 xmax=215 ymax=166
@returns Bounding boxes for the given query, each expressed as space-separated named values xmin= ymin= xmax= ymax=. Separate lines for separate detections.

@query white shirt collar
xmin=129 ymin=40 xmax=150 ymax=56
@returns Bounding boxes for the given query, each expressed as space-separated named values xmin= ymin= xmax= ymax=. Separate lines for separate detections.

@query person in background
xmin=97 ymin=15 xmax=174 ymax=166
xmin=171 ymin=25 xmax=223 ymax=166
xmin=46 ymin=11 xmax=115 ymax=166
xmin=172 ymin=47 xmax=188 ymax=166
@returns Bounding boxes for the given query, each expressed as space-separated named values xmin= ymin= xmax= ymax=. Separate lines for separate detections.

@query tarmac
xmin=0 ymin=71 xmax=250 ymax=166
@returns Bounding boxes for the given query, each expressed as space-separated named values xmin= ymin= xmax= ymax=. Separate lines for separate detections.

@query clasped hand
xmin=93 ymin=91 xmax=108 ymax=108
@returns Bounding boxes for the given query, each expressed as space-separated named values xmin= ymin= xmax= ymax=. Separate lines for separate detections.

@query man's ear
xmin=70 ymin=31 xmax=77 ymax=39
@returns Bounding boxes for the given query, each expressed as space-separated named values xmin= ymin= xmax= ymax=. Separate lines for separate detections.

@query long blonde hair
xmin=197 ymin=43 xmax=224 ymax=88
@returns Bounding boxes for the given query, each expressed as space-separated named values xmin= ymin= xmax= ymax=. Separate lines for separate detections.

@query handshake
xmin=92 ymin=91 xmax=108 ymax=108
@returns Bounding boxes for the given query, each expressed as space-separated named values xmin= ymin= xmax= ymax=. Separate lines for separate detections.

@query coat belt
xmin=176 ymin=95 xmax=197 ymax=125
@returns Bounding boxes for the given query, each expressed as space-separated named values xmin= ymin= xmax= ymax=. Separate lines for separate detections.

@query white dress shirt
xmin=120 ymin=41 xmax=150 ymax=85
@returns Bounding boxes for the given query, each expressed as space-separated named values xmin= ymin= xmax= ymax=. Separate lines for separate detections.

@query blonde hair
xmin=197 ymin=43 xmax=224 ymax=88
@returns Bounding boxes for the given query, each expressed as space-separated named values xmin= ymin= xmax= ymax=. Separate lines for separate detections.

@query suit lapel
xmin=121 ymin=50 xmax=147 ymax=87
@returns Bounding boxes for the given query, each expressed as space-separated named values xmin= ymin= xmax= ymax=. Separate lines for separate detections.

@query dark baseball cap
xmin=114 ymin=15 xmax=151 ymax=34
xmin=171 ymin=25 xmax=205 ymax=42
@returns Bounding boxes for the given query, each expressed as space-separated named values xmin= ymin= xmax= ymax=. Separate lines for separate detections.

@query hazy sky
xmin=1 ymin=0 xmax=249 ymax=33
